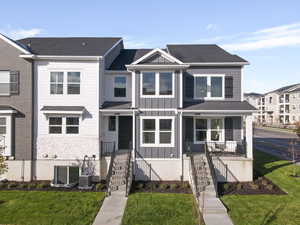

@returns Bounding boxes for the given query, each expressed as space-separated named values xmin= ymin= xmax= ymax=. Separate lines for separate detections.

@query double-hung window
xmin=194 ymin=75 xmax=224 ymax=99
xmin=49 ymin=116 xmax=79 ymax=134
xmin=67 ymin=72 xmax=80 ymax=94
xmin=0 ymin=117 xmax=6 ymax=135
xmin=141 ymin=117 xmax=174 ymax=147
xmin=141 ymin=72 xmax=173 ymax=97
xmin=0 ymin=71 xmax=10 ymax=95
xmin=194 ymin=118 xmax=224 ymax=143
xmin=50 ymin=72 xmax=64 ymax=94
xmin=50 ymin=71 xmax=80 ymax=95
xmin=114 ymin=76 xmax=126 ymax=97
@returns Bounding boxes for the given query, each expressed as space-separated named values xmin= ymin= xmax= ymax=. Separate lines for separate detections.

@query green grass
xmin=257 ymin=126 xmax=295 ymax=134
xmin=221 ymin=150 xmax=300 ymax=225
xmin=122 ymin=193 xmax=200 ymax=225
xmin=0 ymin=191 xmax=105 ymax=225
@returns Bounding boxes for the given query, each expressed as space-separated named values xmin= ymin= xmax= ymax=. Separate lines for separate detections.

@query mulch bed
xmin=0 ymin=180 xmax=107 ymax=192
xmin=131 ymin=181 xmax=192 ymax=194
xmin=218 ymin=171 xmax=286 ymax=195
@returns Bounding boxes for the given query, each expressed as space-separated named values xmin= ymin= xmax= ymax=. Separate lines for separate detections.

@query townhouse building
xmin=1 ymin=33 xmax=256 ymax=184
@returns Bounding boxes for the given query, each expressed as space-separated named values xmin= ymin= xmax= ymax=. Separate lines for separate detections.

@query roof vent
xmin=82 ymin=42 xmax=87 ymax=46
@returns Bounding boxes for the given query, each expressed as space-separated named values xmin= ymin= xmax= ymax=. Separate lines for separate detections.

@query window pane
xmin=160 ymin=132 xmax=171 ymax=144
xmin=49 ymin=117 xmax=62 ymax=125
xmin=211 ymin=119 xmax=223 ymax=129
xmin=211 ymin=77 xmax=223 ymax=97
xmin=50 ymin=72 xmax=63 ymax=82
xmin=67 ymin=72 xmax=80 ymax=82
xmin=211 ymin=131 xmax=221 ymax=141
xmin=114 ymin=88 xmax=126 ymax=97
xmin=196 ymin=131 xmax=206 ymax=141
xmin=159 ymin=72 xmax=172 ymax=95
xmin=51 ymin=84 xmax=63 ymax=94
xmin=0 ymin=118 xmax=6 ymax=126
xmin=115 ymin=77 xmax=126 ymax=88
xmin=143 ymin=119 xmax=155 ymax=131
xmin=159 ymin=119 xmax=171 ymax=131
xmin=195 ymin=77 xmax=207 ymax=98
xmin=66 ymin=117 xmax=79 ymax=125
xmin=196 ymin=119 xmax=207 ymax=129
xmin=108 ymin=116 xmax=116 ymax=131
xmin=66 ymin=126 xmax=79 ymax=134
xmin=0 ymin=127 xmax=6 ymax=134
xmin=69 ymin=167 xmax=79 ymax=184
xmin=68 ymin=84 xmax=80 ymax=94
xmin=142 ymin=72 xmax=155 ymax=95
xmin=143 ymin=132 xmax=155 ymax=144
xmin=49 ymin=126 xmax=62 ymax=134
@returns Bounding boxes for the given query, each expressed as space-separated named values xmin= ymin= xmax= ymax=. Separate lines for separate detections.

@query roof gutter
xmin=19 ymin=54 xmax=103 ymax=61
xmin=188 ymin=62 xmax=249 ymax=66
xmin=126 ymin=64 xmax=190 ymax=70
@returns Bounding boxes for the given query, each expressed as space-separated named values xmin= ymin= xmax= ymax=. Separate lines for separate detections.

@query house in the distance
xmin=0 ymin=34 xmax=256 ymax=188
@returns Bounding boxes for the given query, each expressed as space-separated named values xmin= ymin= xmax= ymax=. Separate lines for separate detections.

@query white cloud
xmin=221 ymin=22 xmax=300 ymax=51
xmin=206 ymin=24 xmax=217 ymax=31
xmin=0 ymin=28 xmax=41 ymax=40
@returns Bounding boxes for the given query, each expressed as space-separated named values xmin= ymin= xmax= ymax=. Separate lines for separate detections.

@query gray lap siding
xmin=135 ymin=111 xmax=180 ymax=159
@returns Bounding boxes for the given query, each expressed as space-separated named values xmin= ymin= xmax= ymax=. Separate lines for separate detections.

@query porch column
xmin=179 ymin=112 xmax=183 ymax=180
xmin=245 ymin=115 xmax=253 ymax=159
xmin=132 ymin=111 xmax=136 ymax=161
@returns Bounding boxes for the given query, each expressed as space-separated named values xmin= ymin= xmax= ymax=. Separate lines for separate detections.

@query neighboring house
xmin=244 ymin=93 xmax=262 ymax=123
xmin=246 ymin=84 xmax=300 ymax=125
xmin=1 ymin=34 xmax=256 ymax=183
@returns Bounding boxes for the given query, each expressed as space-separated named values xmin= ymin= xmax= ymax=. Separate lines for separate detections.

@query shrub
xmin=159 ymin=183 xmax=170 ymax=190
xmin=223 ymin=183 xmax=230 ymax=191
xmin=95 ymin=183 xmax=103 ymax=191
xmin=170 ymin=183 xmax=178 ymax=190
xmin=137 ymin=182 xmax=144 ymax=190
xmin=0 ymin=182 xmax=7 ymax=189
xmin=236 ymin=183 xmax=243 ymax=190
xmin=19 ymin=183 xmax=28 ymax=189
xmin=27 ymin=183 xmax=37 ymax=190
xmin=145 ymin=182 xmax=153 ymax=190
xmin=261 ymin=179 xmax=268 ymax=186
xmin=266 ymin=184 xmax=274 ymax=191
xmin=181 ymin=182 xmax=190 ymax=189
xmin=249 ymin=183 xmax=259 ymax=190
xmin=36 ymin=182 xmax=50 ymax=189
xmin=7 ymin=183 xmax=18 ymax=189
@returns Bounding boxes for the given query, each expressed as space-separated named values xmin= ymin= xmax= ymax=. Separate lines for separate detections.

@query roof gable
xmin=0 ymin=33 xmax=31 ymax=54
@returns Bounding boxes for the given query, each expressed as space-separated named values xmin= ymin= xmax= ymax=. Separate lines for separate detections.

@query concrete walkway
xmin=93 ymin=192 xmax=128 ymax=225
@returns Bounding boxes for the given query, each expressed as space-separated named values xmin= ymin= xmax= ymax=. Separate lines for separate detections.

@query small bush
xmin=266 ymin=184 xmax=274 ymax=191
xmin=95 ymin=183 xmax=103 ymax=191
xmin=236 ymin=183 xmax=243 ymax=190
xmin=181 ymin=182 xmax=190 ymax=189
xmin=170 ymin=183 xmax=178 ymax=190
xmin=159 ymin=183 xmax=169 ymax=190
xmin=7 ymin=183 xmax=18 ymax=189
xmin=249 ymin=183 xmax=259 ymax=190
xmin=36 ymin=182 xmax=50 ymax=189
xmin=0 ymin=183 xmax=7 ymax=189
xmin=19 ymin=183 xmax=28 ymax=189
xmin=261 ymin=179 xmax=268 ymax=186
xmin=137 ymin=183 xmax=144 ymax=190
xmin=145 ymin=182 xmax=153 ymax=189
xmin=223 ymin=183 xmax=230 ymax=191
xmin=27 ymin=183 xmax=37 ymax=189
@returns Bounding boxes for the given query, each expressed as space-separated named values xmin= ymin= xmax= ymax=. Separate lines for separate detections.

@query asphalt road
xmin=254 ymin=128 xmax=300 ymax=162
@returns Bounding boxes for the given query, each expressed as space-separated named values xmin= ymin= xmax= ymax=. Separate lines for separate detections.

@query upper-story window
xmin=0 ymin=70 xmax=19 ymax=96
xmin=141 ymin=72 xmax=173 ymax=97
xmin=194 ymin=75 xmax=224 ymax=99
xmin=50 ymin=71 xmax=80 ymax=95
xmin=114 ymin=76 xmax=126 ymax=97
xmin=49 ymin=116 xmax=79 ymax=134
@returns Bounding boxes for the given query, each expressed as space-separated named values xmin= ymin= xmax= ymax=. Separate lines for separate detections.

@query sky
xmin=1 ymin=0 xmax=300 ymax=94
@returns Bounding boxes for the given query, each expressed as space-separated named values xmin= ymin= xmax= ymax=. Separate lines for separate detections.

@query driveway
xmin=254 ymin=128 xmax=300 ymax=163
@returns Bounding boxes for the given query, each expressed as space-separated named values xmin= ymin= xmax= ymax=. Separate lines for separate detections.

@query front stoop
xmin=93 ymin=192 xmax=128 ymax=225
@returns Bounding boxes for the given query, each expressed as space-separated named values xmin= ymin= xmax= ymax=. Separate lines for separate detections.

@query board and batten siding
xmin=136 ymin=111 xmax=180 ymax=158
xmin=183 ymin=66 xmax=242 ymax=102
xmin=183 ymin=116 xmax=242 ymax=152
xmin=135 ymin=70 xmax=180 ymax=108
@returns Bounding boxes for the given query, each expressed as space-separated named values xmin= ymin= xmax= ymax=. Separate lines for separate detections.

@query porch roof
xmin=100 ymin=101 xmax=132 ymax=110
xmin=40 ymin=106 xmax=85 ymax=115
xmin=0 ymin=105 xmax=17 ymax=114
xmin=182 ymin=101 xmax=257 ymax=114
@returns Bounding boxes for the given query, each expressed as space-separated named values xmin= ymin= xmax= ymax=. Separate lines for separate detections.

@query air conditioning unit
xmin=51 ymin=166 xmax=79 ymax=188
xmin=78 ymin=175 xmax=92 ymax=190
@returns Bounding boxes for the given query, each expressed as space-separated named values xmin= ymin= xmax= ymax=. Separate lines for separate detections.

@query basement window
xmin=52 ymin=166 xmax=79 ymax=187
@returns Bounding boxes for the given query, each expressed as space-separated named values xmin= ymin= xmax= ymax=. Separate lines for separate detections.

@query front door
xmin=118 ymin=116 xmax=132 ymax=149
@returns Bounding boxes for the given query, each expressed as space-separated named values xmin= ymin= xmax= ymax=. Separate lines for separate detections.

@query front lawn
xmin=122 ymin=193 xmax=200 ymax=225
xmin=221 ymin=150 xmax=300 ymax=225
xmin=0 ymin=191 xmax=105 ymax=225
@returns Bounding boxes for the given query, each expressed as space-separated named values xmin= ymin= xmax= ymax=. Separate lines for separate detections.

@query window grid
xmin=50 ymin=72 xmax=64 ymax=95
xmin=194 ymin=74 xmax=225 ymax=100
xmin=194 ymin=118 xmax=224 ymax=143
xmin=49 ymin=116 xmax=80 ymax=134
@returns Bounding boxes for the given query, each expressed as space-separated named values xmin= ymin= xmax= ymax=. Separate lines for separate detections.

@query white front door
xmin=0 ymin=116 xmax=11 ymax=156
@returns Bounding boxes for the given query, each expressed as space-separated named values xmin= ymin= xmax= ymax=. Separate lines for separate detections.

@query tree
xmin=0 ymin=147 xmax=7 ymax=176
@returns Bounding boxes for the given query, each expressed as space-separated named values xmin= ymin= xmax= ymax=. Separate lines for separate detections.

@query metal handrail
xmin=106 ymin=142 xmax=116 ymax=196
xmin=189 ymin=153 xmax=200 ymax=198
xmin=125 ymin=149 xmax=133 ymax=197
xmin=204 ymin=143 xmax=219 ymax=197
xmin=205 ymin=140 xmax=247 ymax=157
xmin=214 ymin=156 xmax=239 ymax=182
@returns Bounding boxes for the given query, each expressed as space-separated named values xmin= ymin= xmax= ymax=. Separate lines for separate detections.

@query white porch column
xmin=245 ymin=115 xmax=253 ymax=159
xmin=132 ymin=111 xmax=136 ymax=161
xmin=179 ymin=112 xmax=183 ymax=180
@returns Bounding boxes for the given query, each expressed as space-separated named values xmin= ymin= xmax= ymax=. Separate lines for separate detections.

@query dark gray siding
xmin=136 ymin=111 xmax=180 ymax=158
xmin=140 ymin=54 xmax=174 ymax=64
xmin=104 ymin=40 xmax=124 ymax=69
xmin=0 ymin=39 xmax=33 ymax=160
xmin=183 ymin=66 xmax=242 ymax=102
xmin=135 ymin=71 xmax=180 ymax=108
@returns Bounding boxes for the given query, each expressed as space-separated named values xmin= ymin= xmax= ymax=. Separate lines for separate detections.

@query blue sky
xmin=1 ymin=0 xmax=300 ymax=93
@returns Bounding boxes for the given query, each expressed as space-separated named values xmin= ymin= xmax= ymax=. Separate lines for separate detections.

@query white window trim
xmin=140 ymin=71 xmax=175 ymax=98
xmin=193 ymin=74 xmax=225 ymax=100
xmin=113 ymin=75 xmax=127 ymax=98
xmin=0 ymin=70 xmax=11 ymax=96
xmin=48 ymin=116 xmax=80 ymax=135
xmin=67 ymin=72 xmax=81 ymax=95
xmin=50 ymin=71 xmax=81 ymax=96
xmin=193 ymin=117 xmax=225 ymax=144
xmin=0 ymin=115 xmax=12 ymax=156
xmin=50 ymin=72 xmax=64 ymax=95
xmin=140 ymin=116 xmax=175 ymax=147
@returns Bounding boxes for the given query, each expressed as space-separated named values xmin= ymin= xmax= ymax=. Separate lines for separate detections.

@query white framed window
xmin=194 ymin=74 xmax=225 ymax=100
xmin=194 ymin=118 xmax=224 ymax=143
xmin=0 ymin=117 xmax=6 ymax=135
xmin=49 ymin=116 xmax=80 ymax=134
xmin=50 ymin=72 xmax=64 ymax=94
xmin=108 ymin=116 xmax=116 ymax=131
xmin=140 ymin=116 xmax=174 ymax=147
xmin=141 ymin=71 xmax=174 ymax=98
xmin=114 ymin=76 xmax=126 ymax=97
xmin=67 ymin=72 xmax=80 ymax=94
xmin=0 ymin=71 xmax=10 ymax=95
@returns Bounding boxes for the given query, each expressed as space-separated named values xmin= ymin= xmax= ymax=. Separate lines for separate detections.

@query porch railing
xmin=105 ymin=142 xmax=116 ymax=196
xmin=125 ymin=149 xmax=133 ymax=197
xmin=212 ymin=156 xmax=239 ymax=182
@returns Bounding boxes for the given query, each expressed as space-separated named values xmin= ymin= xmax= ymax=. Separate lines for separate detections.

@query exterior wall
xmin=184 ymin=66 xmax=242 ymax=102
xmin=34 ymin=60 xmax=100 ymax=161
xmin=290 ymin=91 xmax=300 ymax=122
xmin=103 ymin=72 xmax=132 ymax=102
xmin=0 ymin=39 xmax=33 ymax=160
xmin=264 ymin=92 xmax=279 ymax=124
xmin=3 ymin=160 xmax=32 ymax=181
xmin=136 ymin=111 xmax=180 ymax=158
xmin=135 ymin=71 xmax=180 ymax=108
